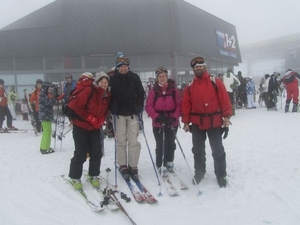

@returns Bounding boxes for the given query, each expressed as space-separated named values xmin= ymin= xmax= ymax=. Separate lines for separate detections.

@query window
xmin=15 ymin=57 xmax=43 ymax=70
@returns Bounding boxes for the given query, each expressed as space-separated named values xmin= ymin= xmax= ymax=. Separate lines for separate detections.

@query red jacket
xmin=0 ymin=88 xmax=8 ymax=107
xmin=182 ymin=72 xmax=232 ymax=130
xmin=70 ymin=83 xmax=111 ymax=131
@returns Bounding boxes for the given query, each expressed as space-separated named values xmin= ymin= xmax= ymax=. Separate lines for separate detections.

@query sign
xmin=216 ymin=30 xmax=237 ymax=58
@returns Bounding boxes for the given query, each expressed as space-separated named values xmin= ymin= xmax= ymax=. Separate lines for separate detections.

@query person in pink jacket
xmin=145 ymin=67 xmax=182 ymax=175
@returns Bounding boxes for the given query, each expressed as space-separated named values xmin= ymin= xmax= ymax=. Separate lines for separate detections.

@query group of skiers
xmin=63 ymin=53 xmax=233 ymax=190
xmin=4 ymin=51 xmax=300 ymax=190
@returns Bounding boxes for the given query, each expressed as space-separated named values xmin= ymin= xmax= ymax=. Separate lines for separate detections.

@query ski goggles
xmin=155 ymin=67 xmax=168 ymax=76
xmin=190 ymin=57 xmax=206 ymax=68
xmin=116 ymin=57 xmax=130 ymax=66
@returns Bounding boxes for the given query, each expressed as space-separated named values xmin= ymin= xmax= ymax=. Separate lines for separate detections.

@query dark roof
xmin=0 ymin=0 xmax=241 ymax=63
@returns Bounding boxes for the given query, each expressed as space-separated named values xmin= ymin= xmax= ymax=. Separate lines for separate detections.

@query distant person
xmin=259 ymin=74 xmax=270 ymax=108
xmin=30 ymin=79 xmax=43 ymax=132
xmin=61 ymin=73 xmax=76 ymax=103
xmin=182 ymin=57 xmax=232 ymax=188
xmin=236 ymin=71 xmax=247 ymax=108
xmin=7 ymin=85 xmax=17 ymax=120
xmin=282 ymin=69 xmax=300 ymax=112
xmin=223 ymin=68 xmax=240 ymax=115
xmin=109 ymin=52 xmax=145 ymax=181
xmin=21 ymin=98 xmax=29 ymax=121
xmin=217 ymin=73 xmax=224 ymax=82
xmin=245 ymin=76 xmax=256 ymax=109
xmin=0 ymin=79 xmax=18 ymax=132
xmin=268 ymin=72 xmax=280 ymax=111
xmin=39 ymin=81 xmax=60 ymax=154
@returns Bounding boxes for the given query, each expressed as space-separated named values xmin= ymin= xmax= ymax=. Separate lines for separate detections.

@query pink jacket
xmin=145 ymin=81 xmax=182 ymax=128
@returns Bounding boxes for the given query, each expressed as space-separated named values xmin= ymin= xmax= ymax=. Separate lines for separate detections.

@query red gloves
xmin=86 ymin=114 xmax=104 ymax=129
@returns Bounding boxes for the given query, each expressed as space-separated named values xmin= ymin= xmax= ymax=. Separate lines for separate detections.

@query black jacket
xmin=110 ymin=70 xmax=145 ymax=116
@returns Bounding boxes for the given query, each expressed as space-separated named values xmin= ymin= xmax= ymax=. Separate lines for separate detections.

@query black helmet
xmin=36 ymin=79 xmax=43 ymax=84
xmin=0 ymin=79 xmax=4 ymax=85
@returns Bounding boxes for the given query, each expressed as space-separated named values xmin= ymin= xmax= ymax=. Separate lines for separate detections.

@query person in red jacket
xmin=182 ymin=57 xmax=232 ymax=188
xmin=67 ymin=72 xmax=109 ymax=190
xmin=0 ymin=79 xmax=18 ymax=132
xmin=282 ymin=69 xmax=300 ymax=112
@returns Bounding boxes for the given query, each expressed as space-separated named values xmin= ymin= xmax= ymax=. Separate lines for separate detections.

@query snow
xmin=1 ymin=99 xmax=300 ymax=225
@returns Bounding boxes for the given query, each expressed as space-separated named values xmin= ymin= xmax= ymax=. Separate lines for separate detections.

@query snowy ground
xmin=1 ymin=98 xmax=300 ymax=225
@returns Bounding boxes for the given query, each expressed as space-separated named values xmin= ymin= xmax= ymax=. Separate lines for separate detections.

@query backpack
xmin=62 ymin=87 xmax=94 ymax=121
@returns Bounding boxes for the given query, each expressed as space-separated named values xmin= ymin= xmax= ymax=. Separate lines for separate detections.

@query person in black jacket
xmin=268 ymin=72 xmax=280 ymax=111
xmin=109 ymin=52 xmax=145 ymax=181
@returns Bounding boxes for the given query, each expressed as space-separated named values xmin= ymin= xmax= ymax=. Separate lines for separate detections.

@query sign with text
xmin=216 ymin=30 xmax=237 ymax=58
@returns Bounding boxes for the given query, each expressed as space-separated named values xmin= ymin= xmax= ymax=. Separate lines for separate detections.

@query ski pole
xmin=138 ymin=114 xmax=162 ymax=195
xmin=171 ymin=127 xmax=202 ymax=195
xmin=113 ymin=110 xmax=118 ymax=188
xmin=159 ymin=123 xmax=166 ymax=196
xmin=59 ymin=115 xmax=65 ymax=152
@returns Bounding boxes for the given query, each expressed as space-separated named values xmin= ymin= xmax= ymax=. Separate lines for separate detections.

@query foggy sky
xmin=0 ymin=0 xmax=299 ymax=45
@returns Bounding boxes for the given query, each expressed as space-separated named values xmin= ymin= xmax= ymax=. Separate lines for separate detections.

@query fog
xmin=1 ymin=0 xmax=299 ymax=45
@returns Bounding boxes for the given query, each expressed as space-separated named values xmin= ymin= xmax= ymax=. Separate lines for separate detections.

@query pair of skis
xmin=159 ymin=170 xmax=188 ymax=196
xmin=117 ymin=167 xmax=157 ymax=204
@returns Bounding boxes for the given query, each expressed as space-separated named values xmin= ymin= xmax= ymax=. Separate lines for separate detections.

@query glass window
xmin=0 ymin=58 xmax=14 ymax=71
xmin=15 ymin=57 xmax=43 ymax=70
xmin=64 ymin=56 xmax=81 ymax=69
xmin=85 ymin=56 xmax=103 ymax=69
xmin=103 ymin=56 xmax=117 ymax=70
xmin=138 ymin=55 xmax=156 ymax=67
xmin=45 ymin=57 xmax=63 ymax=70
xmin=156 ymin=55 xmax=171 ymax=67
xmin=0 ymin=75 xmax=15 ymax=86
xmin=16 ymin=74 xmax=44 ymax=85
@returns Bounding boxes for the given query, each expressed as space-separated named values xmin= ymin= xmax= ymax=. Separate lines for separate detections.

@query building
xmin=0 ymin=0 xmax=241 ymax=98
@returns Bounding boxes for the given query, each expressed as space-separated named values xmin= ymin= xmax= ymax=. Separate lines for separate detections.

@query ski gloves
xmin=155 ymin=114 xmax=176 ymax=126
xmin=221 ymin=127 xmax=229 ymax=139
xmin=86 ymin=114 xmax=105 ymax=129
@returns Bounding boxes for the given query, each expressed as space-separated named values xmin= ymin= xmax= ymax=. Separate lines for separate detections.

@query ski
xmin=82 ymin=172 xmax=119 ymax=211
xmin=4 ymin=128 xmax=28 ymax=133
xmin=168 ymin=171 xmax=188 ymax=190
xmin=116 ymin=166 xmax=145 ymax=203
xmin=132 ymin=179 xmax=157 ymax=204
xmin=61 ymin=175 xmax=105 ymax=212
xmin=107 ymin=188 xmax=137 ymax=225
xmin=160 ymin=173 xmax=179 ymax=196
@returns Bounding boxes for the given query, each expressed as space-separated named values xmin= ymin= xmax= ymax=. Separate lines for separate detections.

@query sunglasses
xmin=190 ymin=57 xmax=206 ymax=68
xmin=116 ymin=57 xmax=130 ymax=65
xmin=155 ymin=67 xmax=168 ymax=75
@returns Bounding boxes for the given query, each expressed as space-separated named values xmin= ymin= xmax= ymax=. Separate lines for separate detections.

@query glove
xmin=134 ymin=105 xmax=143 ymax=115
xmin=166 ymin=117 xmax=176 ymax=126
xmin=93 ymin=117 xmax=105 ymax=129
xmin=86 ymin=114 xmax=98 ymax=126
xmin=155 ymin=114 xmax=168 ymax=124
xmin=221 ymin=127 xmax=229 ymax=139
xmin=223 ymin=117 xmax=231 ymax=127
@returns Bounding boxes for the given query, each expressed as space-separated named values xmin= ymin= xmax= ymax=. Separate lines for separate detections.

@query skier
xmin=268 ymin=72 xmax=280 ymax=111
xmin=21 ymin=98 xmax=29 ymax=121
xmin=145 ymin=67 xmax=182 ymax=175
xmin=109 ymin=52 xmax=145 ymax=181
xmin=7 ymin=85 xmax=17 ymax=120
xmin=182 ymin=57 xmax=232 ymax=188
xmin=222 ymin=68 xmax=240 ymax=115
xmin=0 ymin=79 xmax=18 ymax=132
xmin=68 ymin=72 xmax=108 ymax=190
xmin=245 ymin=76 xmax=256 ymax=109
xmin=38 ymin=81 xmax=59 ymax=154
xmin=30 ymin=79 xmax=43 ymax=132
xmin=282 ymin=69 xmax=300 ymax=112
xmin=259 ymin=74 xmax=270 ymax=108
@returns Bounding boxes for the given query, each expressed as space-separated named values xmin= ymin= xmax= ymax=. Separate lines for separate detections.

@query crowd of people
xmin=1 ymin=52 xmax=299 ymax=190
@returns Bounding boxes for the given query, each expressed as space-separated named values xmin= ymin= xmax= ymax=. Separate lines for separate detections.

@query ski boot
xmin=119 ymin=165 xmax=130 ymax=181
xmin=166 ymin=162 xmax=174 ymax=173
xmin=87 ymin=176 xmax=100 ymax=188
xmin=285 ymin=103 xmax=290 ymax=113
xmin=129 ymin=166 xmax=139 ymax=181
xmin=292 ymin=103 xmax=298 ymax=112
xmin=40 ymin=148 xmax=55 ymax=154
xmin=217 ymin=176 xmax=227 ymax=188
xmin=70 ymin=179 xmax=82 ymax=190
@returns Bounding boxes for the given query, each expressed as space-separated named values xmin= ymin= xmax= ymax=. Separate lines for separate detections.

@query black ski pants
xmin=191 ymin=124 xmax=226 ymax=178
xmin=153 ymin=126 xmax=178 ymax=168
xmin=0 ymin=105 xmax=12 ymax=128
xmin=69 ymin=124 xmax=102 ymax=179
